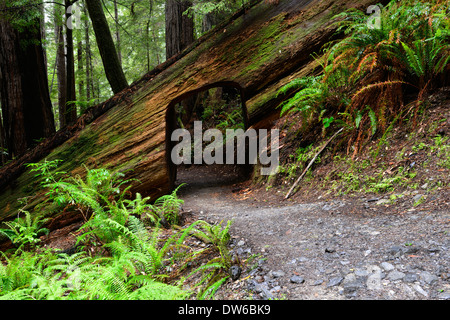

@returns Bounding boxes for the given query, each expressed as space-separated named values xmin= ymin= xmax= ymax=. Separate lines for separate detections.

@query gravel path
xmin=176 ymin=165 xmax=450 ymax=300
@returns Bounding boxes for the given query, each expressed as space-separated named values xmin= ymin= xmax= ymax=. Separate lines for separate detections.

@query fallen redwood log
xmin=0 ymin=0 xmax=380 ymax=223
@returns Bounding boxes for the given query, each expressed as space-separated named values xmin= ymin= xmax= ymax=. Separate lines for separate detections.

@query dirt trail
xmin=176 ymin=165 xmax=450 ymax=300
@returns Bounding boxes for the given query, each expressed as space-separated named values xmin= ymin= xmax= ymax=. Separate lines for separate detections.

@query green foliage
xmin=187 ymin=220 xmax=233 ymax=299
xmin=278 ymin=76 xmax=328 ymax=122
xmin=3 ymin=0 xmax=42 ymax=33
xmin=27 ymin=159 xmax=65 ymax=185
xmin=187 ymin=0 xmax=249 ymax=16
xmin=279 ymin=0 xmax=450 ymax=151
xmin=1 ymin=161 xmax=235 ymax=300
xmin=152 ymin=184 xmax=185 ymax=225
xmin=0 ymin=210 xmax=49 ymax=249
xmin=0 ymin=248 xmax=188 ymax=300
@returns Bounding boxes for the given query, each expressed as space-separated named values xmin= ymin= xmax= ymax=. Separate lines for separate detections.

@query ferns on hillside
xmin=278 ymin=0 xmax=450 ymax=154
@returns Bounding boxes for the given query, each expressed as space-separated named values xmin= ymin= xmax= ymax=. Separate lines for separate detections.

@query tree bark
xmin=55 ymin=4 xmax=67 ymax=129
xmin=85 ymin=0 xmax=128 ymax=94
xmin=0 ymin=11 xmax=56 ymax=159
xmin=113 ymin=0 xmax=122 ymax=65
xmin=165 ymin=0 xmax=194 ymax=59
xmin=0 ymin=107 xmax=6 ymax=165
xmin=77 ymin=39 xmax=84 ymax=103
xmin=84 ymin=3 xmax=92 ymax=102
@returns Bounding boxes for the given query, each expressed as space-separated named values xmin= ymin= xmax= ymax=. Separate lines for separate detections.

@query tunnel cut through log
xmin=165 ymin=81 xmax=252 ymax=189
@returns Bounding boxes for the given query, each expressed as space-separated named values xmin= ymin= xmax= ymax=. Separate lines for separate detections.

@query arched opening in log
xmin=165 ymin=81 xmax=252 ymax=193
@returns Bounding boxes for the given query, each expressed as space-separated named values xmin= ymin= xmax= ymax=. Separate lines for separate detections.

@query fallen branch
xmin=285 ymin=128 xmax=343 ymax=199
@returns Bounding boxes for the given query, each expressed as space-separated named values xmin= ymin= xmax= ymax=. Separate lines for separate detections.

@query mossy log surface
xmin=0 ymin=0 xmax=378 ymax=223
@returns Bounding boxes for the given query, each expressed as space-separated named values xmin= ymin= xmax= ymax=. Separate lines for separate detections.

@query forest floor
xmin=176 ymin=163 xmax=449 ymax=300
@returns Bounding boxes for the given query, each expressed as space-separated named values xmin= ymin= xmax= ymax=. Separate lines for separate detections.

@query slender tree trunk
xmin=55 ymin=4 xmax=67 ymax=129
xmin=146 ymin=19 xmax=151 ymax=72
xmin=146 ymin=0 xmax=160 ymax=71
xmin=65 ymin=0 xmax=78 ymax=126
xmin=39 ymin=4 xmax=47 ymax=73
xmin=0 ymin=13 xmax=56 ymax=159
xmin=77 ymin=39 xmax=84 ymax=103
xmin=113 ymin=0 xmax=121 ymax=64
xmin=165 ymin=0 xmax=194 ymax=59
xmin=85 ymin=0 xmax=128 ymax=94
xmin=0 ymin=105 xmax=6 ymax=165
xmin=84 ymin=3 xmax=92 ymax=102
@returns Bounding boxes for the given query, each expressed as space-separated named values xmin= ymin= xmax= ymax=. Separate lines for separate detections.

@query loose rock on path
xmin=176 ymin=165 xmax=450 ymax=300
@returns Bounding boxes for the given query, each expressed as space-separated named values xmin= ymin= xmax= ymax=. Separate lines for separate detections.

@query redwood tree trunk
xmin=165 ymin=0 xmax=194 ymax=59
xmin=0 ymin=14 xmax=55 ymax=159
xmin=0 ymin=108 xmax=6 ymax=165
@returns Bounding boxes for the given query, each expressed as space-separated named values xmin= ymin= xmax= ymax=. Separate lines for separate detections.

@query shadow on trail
xmin=174 ymin=164 xmax=250 ymax=197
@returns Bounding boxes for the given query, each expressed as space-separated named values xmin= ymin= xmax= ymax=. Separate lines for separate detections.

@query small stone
xmin=387 ymin=245 xmax=404 ymax=257
xmin=343 ymin=273 xmax=356 ymax=284
xmin=420 ymin=271 xmax=439 ymax=285
xmin=376 ymin=199 xmax=390 ymax=205
xmin=413 ymin=284 xmax=428 ymax=297
xmin=355 ymin=268 xmax=369 ymax=278
xmin=312 ymin=279 xmax=324 ymax=286
xmin=380 ymin=262 xmax=395 ymax=272
xmin=413 ymin=194 xmax=425 ymax=203
xmin=290 ymin=275 xmax=305 ymax=284
xmin=404 ymin=273 xmax=419 ymax=283
xmin=438 ymin=291 xmax=450 ymax=300
xmin=343 ymin=280 xmax=365 ymax=295
xmin=247 ymin=279 xmax=257 ymax=291
xmin=253 ymin=283 xmax=263 ymax=293
xmin=327 ymin=276 xmax=343 ymax=287
xmin=325 ymin=247 xmax=336 ymax=253
xmin=229 ymin=265 xmax=242 ymax=281
xmin=367 ymin=273 xmax=382 ymax=290
xmin=388 ymin=270 xmax=405 ymax=281
xmin=271 ymin=270 xmax=285 ymax=278
xmin=296 ymin=256 xmax=309 ymax=263
xmin=260 ymin=287 xmax=274 ymax=300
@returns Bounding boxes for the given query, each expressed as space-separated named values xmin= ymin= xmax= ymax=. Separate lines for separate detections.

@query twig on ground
xmin=285 ymin=128 xmax=343 ymax=199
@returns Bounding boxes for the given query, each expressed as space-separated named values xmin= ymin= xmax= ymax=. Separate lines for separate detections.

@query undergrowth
xmin=0 ymin=160 xmax=235 ymax=300
xmin=271 ymin=0 xmax=449 ymax=197
xmin=278 ymin=0 xmax=449 ymax=156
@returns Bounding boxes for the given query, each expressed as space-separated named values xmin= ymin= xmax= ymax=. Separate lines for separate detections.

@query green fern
xmin=0 ymin=210 xmax=49 ymax=248
xmin=278 ymin=76 xmax=326 ymax=118
xmin=153 ymin=184 xmax=185 ymax=225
